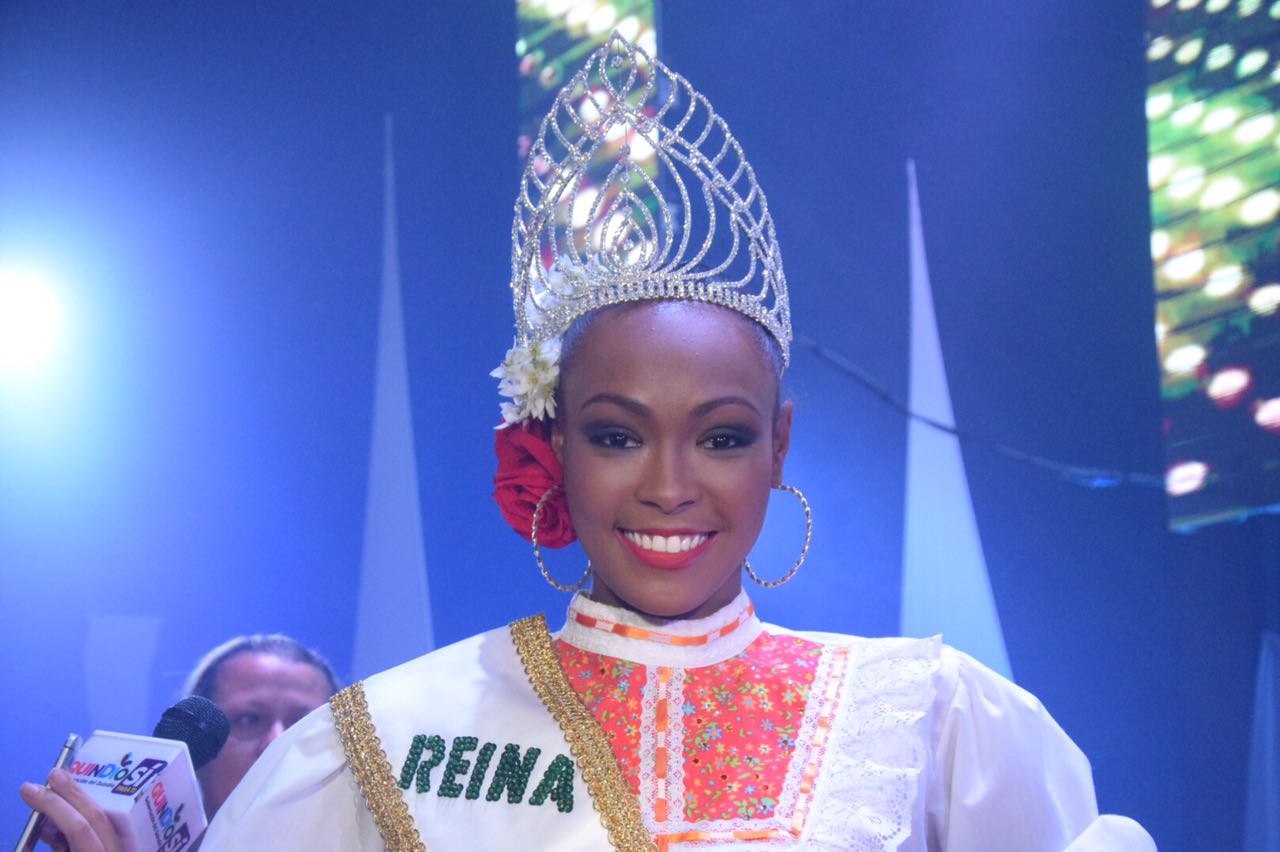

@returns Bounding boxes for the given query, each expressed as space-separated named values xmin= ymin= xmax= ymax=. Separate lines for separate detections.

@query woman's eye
xmin=701 ymin=432 xmax=753 ymax=451
xmin=590 ymin=431 xmax=640 ymax=449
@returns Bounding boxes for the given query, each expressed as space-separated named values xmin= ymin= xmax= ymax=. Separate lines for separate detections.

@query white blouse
xmin=201 ymin=593 xmax=1154 ymax=851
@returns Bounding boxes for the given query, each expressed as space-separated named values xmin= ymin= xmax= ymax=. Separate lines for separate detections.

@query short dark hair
xmin=182 ymin=634 xmax=341 ymax=701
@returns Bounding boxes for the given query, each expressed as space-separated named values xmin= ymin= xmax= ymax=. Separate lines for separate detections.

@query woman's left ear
xmin=771 ymin=401 xmax=794 ymax=487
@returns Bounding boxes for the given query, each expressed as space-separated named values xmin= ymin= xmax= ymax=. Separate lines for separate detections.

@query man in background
xmin=183 ymin=634 xmax=340 ymax=820
xmin=19 ymin=633 xmax=339 ymax=848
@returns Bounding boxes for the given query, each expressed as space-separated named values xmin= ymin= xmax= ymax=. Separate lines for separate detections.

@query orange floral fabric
xmin=554 ymin=631 xmax=824 ymax=826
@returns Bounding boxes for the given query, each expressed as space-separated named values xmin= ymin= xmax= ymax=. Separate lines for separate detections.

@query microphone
xmin=151 ymin=696 xmax=229 ymax=771
xmin=16 ymin=697 xmax=230 ymax=852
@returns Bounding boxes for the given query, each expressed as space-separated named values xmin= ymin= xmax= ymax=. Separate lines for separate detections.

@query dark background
xmin=2 ymin=2 xmax=1276 ymax=848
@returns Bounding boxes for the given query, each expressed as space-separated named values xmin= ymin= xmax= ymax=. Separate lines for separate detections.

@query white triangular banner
xmin=352 ymin=115 xmax=435 ymax=679
xmin=900 ymin=159 xmax=1011 ymax=678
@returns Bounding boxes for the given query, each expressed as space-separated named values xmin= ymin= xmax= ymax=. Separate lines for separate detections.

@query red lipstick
xmin=616 ymin=529 xmax=716 ymax=570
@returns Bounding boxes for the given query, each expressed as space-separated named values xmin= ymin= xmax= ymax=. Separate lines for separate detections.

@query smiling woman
xmin=189 ymin=33 xmax=1157 ymax=852
xmin=553 ymin=301 xmax=791 ymax=620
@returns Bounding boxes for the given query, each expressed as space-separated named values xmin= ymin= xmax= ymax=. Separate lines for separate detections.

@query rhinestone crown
xmin=509 ymin=33 xmax=791 ymax=364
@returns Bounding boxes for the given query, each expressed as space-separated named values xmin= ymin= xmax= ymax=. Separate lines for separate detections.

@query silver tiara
xmin=509 ymin=32 xmax=791 ymax=364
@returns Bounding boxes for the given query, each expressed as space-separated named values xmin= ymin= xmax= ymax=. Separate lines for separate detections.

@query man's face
xmin=196 ymin=651 xmax=331 ymax=818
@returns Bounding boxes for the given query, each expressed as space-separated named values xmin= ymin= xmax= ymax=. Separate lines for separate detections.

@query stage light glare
xmin=1207 ymin=366 xmax=1252 ymax=407
xmin=545 ymin=0 xmax=574 ymax=17
xmin=637 ymin=29 xmax=656 ymax=56
xmin=614 ymin=15 xmax=641 ymax=42
xmin=571 ymin=186 xmax=599 ymax=228
xmin=1156 ymin=318 xmax=1169 ymax=342
xmin=1148 ymin=36 xmax=1175 ymax=61
xmin=1149 ymin=155 xmax=1176 ymax=186
xmin=1164 ymin=343 xmax=1207 ymax=374
xmin=0 ymin=264 xmax=67 ymax=383
xmin=586 ymin=4 xmax=617 ymax=35
xmin=628 ymin=129 xmax=655 ymax=162
xmin=1199 ymin=175 xmax=1243 ymax=208
xmin=1255 ymin=398 xmax=1280 ymax=433
xmin=1167 ymin=165 xmax=1205 ymax=199
xmin=1171 ymin=101 xmax=1205 ymax=126
xmin=1271 ymin=0 xmax=1280 ymax=19
xmin=1205 ymin=44 xmax=1235 ymax=71
xmin=1234 ymin=113 xmax=1276 ymax=144
xmin=1166 ymin=461 xmax=1209 ymax=497
xmin=1239 ymin=0 xmax=1262 ymax=15
xmin=1240 ymin=189 xmax=1280 ymax=225
xmin=1151 ymin=230 xmax=1172 ymax=259
xmin=1204 ymin=264 xmax=1246 ymax=297
xmin=1248 ymin=283 xmax=1280 ymax=315
xmin=1162 ymin=248 xmax=1205 ymax=282
xmin=1175 ymin=38 xmax=1204 ymax=64
xmin=1177 ymin=0 xmax=1202 ymax=8
xmin=1207 ymin=0 xmax=1232 ymax=11
xmin=1237 ymin=49 xmax=1270 ymax=76
xmin=1200 ymin=105 xmax=1239 ymax=133
xmin=1146 ymin=91 xmax=1175 ymax=119
xmin=565 ymin=0 xmax=596 ymax=29
xmin=578 ymin=90 xmax=603 ymax=125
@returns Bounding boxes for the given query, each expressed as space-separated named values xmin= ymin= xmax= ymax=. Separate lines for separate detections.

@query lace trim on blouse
xmin=802 ymin=634 xmax=942 ymax=851
xmin=557 ymin=589 xmax=762 ymax=668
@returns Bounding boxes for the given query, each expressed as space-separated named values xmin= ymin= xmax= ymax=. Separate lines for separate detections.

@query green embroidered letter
xmin=465 ymin=742 xmax=497 ymax=800
xmin=437 ymin=736 xmax=481 ymax=798
xmin=484 ymin=743 xmax=542 ymax=804
xmin=437 ymin=736 xmax=479 ymax=798
xmin=528 ymin=754 xmax=575 ymax=813
xmin=413 ymin=735 xmax=446 ymax=793
xmin=396 ymin=735 xmax=427 ymax=791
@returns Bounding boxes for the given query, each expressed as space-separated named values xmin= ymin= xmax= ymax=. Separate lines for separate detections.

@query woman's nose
xmin=637 ymin=444 xmax=697 ymax=513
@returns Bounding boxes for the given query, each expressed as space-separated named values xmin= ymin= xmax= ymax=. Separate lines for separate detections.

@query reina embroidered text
xmin=396 ymin=735 xmax=576 ymax=814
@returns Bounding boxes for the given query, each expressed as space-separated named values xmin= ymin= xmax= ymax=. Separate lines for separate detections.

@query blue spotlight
xmin=0 ymin=262 xmax=66 ymax=386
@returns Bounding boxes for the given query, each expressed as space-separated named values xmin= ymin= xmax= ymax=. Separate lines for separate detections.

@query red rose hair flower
xmin=493 ymin=418 xmax=576 ymax=548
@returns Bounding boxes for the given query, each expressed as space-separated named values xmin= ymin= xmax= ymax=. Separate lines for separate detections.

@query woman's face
xmin=553 ymin=301 xmax=792 ymax=620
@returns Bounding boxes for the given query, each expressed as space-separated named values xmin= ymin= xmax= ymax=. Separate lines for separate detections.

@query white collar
xmin=553 ymin=589 xmax=762 ymax=668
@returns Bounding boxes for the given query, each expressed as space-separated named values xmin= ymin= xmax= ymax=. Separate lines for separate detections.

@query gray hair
xmin=182 ymin=633 xmax=340 ymax=701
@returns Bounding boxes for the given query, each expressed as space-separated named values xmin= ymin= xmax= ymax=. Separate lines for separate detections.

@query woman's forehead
xmin=560 ymin=301 xmax=780 ymax=402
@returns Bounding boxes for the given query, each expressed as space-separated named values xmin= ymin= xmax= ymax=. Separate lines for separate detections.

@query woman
xmin=204 ymin=34 xmax=1152 ymax=851
xmin=30 ymin=34 xmax=1156 ymax=851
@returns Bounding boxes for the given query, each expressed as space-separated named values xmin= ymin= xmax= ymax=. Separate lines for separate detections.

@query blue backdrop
xmin=2 ymin=2 xmax=1277 ymax=849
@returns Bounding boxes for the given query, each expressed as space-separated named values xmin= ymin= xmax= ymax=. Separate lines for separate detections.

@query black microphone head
xmin=152 ymin=695 xmax=231 ymax=770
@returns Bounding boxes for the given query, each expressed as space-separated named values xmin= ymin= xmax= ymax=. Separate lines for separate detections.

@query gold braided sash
xmin=510 ymin=614 xmax=656 ymax=852
xmin=330 ymin=682 xmax=428 ymax=852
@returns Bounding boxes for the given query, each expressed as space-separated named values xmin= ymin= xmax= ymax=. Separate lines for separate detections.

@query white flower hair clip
xmin=490 ymin=336 xmax=562 ymax=427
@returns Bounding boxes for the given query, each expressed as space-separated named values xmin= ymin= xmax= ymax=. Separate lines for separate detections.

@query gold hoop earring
xmin=743 ymin=484 xmax=812 ymax=588
xmin=532 ymin=486 xmax=591 ymax=593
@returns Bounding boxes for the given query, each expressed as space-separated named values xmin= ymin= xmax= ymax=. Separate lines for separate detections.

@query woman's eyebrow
xmin=581 ymin=393 xmax=651 ymax=417
xmin=690 ymin=396 xmax=761 ymax=418
xmin=580 ymin=393 xmax=761 ymax=418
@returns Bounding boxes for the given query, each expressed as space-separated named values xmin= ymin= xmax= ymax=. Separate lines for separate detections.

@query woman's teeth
xmin=623 ymin=531 xmax=708 ymax=553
